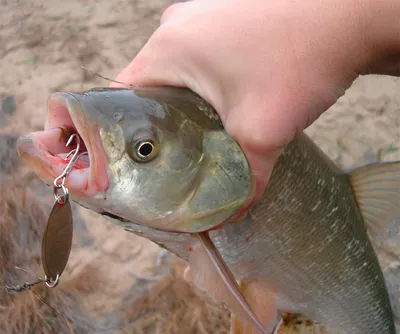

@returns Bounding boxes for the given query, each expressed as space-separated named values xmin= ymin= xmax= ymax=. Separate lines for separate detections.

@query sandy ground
xmin=0 ymin=0 xmax=399 ymax=333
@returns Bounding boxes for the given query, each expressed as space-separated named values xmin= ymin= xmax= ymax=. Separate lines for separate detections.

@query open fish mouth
xmin=16 ymin=93 xmax=109 ymax=198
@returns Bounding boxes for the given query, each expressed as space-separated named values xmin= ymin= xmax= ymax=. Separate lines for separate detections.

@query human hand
xmin=111 ymin=0 xmax=400 ymax=203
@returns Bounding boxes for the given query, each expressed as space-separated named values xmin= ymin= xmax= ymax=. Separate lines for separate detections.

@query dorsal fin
xmin=347 ymin=161 xmax=400 ymax=246
xmin=188 ymin=232 xmax=272 ymax=334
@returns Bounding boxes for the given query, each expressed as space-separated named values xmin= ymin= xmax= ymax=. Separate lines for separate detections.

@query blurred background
xmin=0 ymin=0 xmax=399 ymax=333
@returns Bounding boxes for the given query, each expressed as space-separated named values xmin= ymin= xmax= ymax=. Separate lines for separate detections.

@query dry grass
xmin=115 ymin=255 xmax=230 ymax=334
xmin=0 ymin=179 xmax=105 ymax=334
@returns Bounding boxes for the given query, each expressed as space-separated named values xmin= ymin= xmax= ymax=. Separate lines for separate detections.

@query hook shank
xmin=53 ymin=133 xmax=88 ymax=203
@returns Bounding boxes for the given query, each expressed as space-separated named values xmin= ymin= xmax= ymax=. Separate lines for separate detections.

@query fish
xmin=16 ymin=87 xmax=400 ymax=334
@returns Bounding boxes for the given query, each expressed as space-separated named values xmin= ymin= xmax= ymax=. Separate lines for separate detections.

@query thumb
xmin=110 ymin=1 xmax=208 ymax=89
xmin=109 ymin=27 xmax=187 ymax=89
xmin=110 ymin=0 xmax=231 ymax=89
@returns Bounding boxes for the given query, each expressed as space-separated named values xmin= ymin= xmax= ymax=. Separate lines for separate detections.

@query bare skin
xmin=111 ymin=0 xmax=400 ymax=202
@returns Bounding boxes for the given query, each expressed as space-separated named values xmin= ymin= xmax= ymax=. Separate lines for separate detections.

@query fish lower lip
xmin=17 ymin=127 xmax=92 ymax=193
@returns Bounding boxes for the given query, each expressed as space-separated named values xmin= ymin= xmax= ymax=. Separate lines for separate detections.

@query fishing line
xmin=2 ymin=133 xmax=87 ymax=334
xmin=81 ymin=65 xmax=139 ymax=88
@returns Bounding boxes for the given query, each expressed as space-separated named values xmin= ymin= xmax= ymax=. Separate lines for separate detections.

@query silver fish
xmin=17 ymin=87 xmax=400 ymax=334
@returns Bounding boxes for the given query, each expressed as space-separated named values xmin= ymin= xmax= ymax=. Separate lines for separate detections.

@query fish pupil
xmin=138 ymin=142 xmax=153 ymax=158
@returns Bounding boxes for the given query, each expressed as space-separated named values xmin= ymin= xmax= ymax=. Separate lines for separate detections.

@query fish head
xmin=17 ymin=87 xmax=255 ymax=232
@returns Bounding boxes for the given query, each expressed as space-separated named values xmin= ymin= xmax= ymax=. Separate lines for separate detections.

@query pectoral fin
xmin=188 ymin=232 xmax=270 ymax=334
xmin=348 ymin=161 xmax=400 ymax=245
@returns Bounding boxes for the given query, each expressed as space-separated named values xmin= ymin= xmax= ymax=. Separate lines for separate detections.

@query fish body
xmin=121 ymin=132 xmax=395 ymax=334
xmin=16 ymin=87 xmax=399 ymax=333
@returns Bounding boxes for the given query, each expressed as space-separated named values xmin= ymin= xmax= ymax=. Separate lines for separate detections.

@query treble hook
xmin=53 ymin=133 xmax=88 ymax=204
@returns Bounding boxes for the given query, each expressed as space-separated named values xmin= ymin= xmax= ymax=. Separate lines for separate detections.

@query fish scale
xmin=208 ymin=133 xmax=395 ymax=333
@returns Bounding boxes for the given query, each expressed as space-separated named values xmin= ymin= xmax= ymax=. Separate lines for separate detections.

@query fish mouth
xmin=16 ymin=93 xmax=109 ymax=198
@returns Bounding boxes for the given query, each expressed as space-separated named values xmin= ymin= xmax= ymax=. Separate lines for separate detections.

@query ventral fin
xmin=188 ymin=232 xmax=269 ymax=334
xmin=231 ymin=281 xmax=278 ymax=334
xmin=273 ymin=313 xmax=340 ymax=334
xmin=348 ymin=161 xmax=400 ymax=245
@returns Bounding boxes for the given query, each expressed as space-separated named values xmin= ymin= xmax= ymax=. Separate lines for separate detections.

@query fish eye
xmin=136 ymin=141 xmax=154 ymax=159
xmin=127 ymin=132 xmax=159 ymax=163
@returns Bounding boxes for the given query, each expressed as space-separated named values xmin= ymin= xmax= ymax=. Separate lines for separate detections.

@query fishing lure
xmin=4 ymin=133 xmax=87 ymax=292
